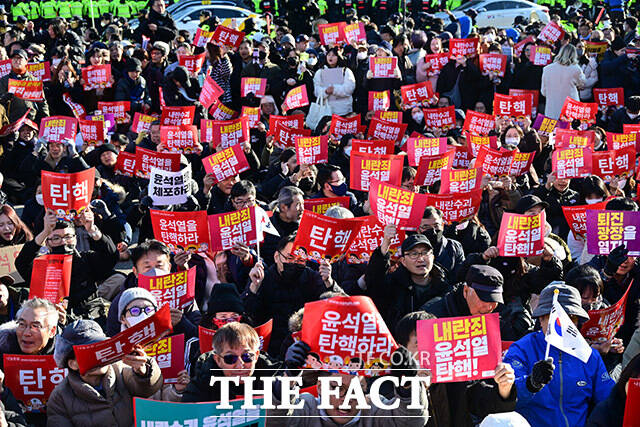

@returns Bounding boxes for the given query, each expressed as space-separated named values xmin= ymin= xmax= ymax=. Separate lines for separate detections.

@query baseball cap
xmin=466 ymin=265 xmax=504 ymax=304
xmin=401 ymin=234 xmax=433 ymax=254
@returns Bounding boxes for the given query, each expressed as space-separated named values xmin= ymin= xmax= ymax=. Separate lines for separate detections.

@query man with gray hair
xmin=262 ymin=186 xmax=304 ymax=266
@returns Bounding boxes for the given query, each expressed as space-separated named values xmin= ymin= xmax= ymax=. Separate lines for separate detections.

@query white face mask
xmin=504 ymin=137 xmax=520 ymax=147
xmin=344 ymin=146 xmax=352 ymax=157
xmin=585 ymin=198 xmax=602 ymax=205
xmin=357 ymin=51 xmax=368 ymax=61
xmin=307 ymin=57 xmax=317 ymax=67
xmin=456 ymin=220 xmax=470 ymax=230
xmin=412 ymin=112 xmax=424 ymax=122
xmin=308 ymin=41 xmax=316 ymax=49
xmin=125 ymin=311 xmax=150 ymax=328
xmin=628 ymin=112 xmax=639 ymax=119
xmin=618 ymin=178 xmax=627 ymax=189
xmin=35 ymin=194 xmax=44 ymax=206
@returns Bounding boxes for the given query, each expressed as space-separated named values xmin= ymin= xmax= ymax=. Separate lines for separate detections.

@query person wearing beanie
xmin=47 ymin=319 xmax=163 ymax=427
xmin=117 ymin=287 xmax=158 ymax=330
xmin=205 ymin=283 xmax=245 ymax=328
xmin=504 ymin=282 xmax=615 ymax=427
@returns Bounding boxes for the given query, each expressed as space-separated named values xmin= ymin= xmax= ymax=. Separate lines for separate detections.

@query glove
xmin=285 ymin=341 xmax=310 ymax=372
xmin=65 ymin=138 xmax=78 ymax=157
xmin=526 ymin=358 xmax=555 ymax=393
xmin=390 ymin=346 xmax=418 ymax=379
xmin=182 ymin=195 xmax=199 ymax=211
xmin=604 ymin=244 xmax=628 ymax=276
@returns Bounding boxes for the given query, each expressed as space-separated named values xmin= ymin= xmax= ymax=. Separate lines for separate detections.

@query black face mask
xmin=424 ymin=228 xmax=443 ymax=249
xmin=50 ymin=244 xmax=74 ymax=255
xmin=281 ymin=262 xmax=304 ymax=283
xmin=299 ymin=177 xmax=314 ymax=192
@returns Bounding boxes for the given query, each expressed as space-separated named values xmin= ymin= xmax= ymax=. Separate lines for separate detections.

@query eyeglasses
xmin=328 ymin=177 xmax=345 ymax=185
xmin=47 ymin=234 xmax=76 ymax=244
xmin=404 ymin=251 xmax=431 ymax=260
xmin=17 ymin=320 xmax=47 ymax=332
xmin=218 ymin=352 xmax=255 ymax=365
xmin=126 ymin=306 xmax=156 ymax=317
xmin=233 ymin=197 xmax=256 ymax=207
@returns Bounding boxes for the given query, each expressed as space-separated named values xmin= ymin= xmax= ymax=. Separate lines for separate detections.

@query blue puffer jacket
xmin=503 ymin=330 xmax=614 ymax=427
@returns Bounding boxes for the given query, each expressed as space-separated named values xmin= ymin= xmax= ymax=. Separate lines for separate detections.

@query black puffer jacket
xmin=138 ymin=9 xmax=177 ymax=43
xmin=532 ymin=185 xmax=579 ymax=241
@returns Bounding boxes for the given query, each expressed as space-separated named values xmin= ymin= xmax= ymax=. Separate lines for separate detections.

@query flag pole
xmin=544 ymin=289 xmax=560 ymax=360
xmin=255 ymin=206 xmax=261 ymax=260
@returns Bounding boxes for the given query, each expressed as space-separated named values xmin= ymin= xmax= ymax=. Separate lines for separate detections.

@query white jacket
xmin=313 ymin=66 xmax=356 ymax=117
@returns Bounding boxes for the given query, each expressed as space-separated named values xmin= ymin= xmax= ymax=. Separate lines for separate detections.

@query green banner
xmin=134 ymin=397 xmax=266 ymax=427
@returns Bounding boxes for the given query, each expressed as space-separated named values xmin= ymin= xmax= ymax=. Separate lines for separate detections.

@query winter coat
xmin=598 ymin=51 xmax=629 ymax=90
xmin=0 ymin=322 xmax=56 ymax=369
xmin=313 ymin=66 xmax=356 ymax=116
xmin=431 ymin=236 xmax=465 ymax=285
xmin=541 ymin=62 xmax=585 ymax=119
xmin=138 ymin=9 xmax=177 ymax=43
xmin=0 ymin=71 xmax=50 ymax=123
xmin=532 ymin=185 xmax=579 ymax=241
xmin=586 ymin=388 xmax=625 ymax=427
xmin=436 ymin=60 xmax=486 ymax=111
xmin=114 ymin=74 xmax=151 ymax=113
xmin=579 ymin=58 xmax=599 ymax=101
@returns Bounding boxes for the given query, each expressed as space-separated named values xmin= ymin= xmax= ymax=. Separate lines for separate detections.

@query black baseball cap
xmin=466 ymin=265 xmax=504 ymax=304
xmin=401 ymin=233 xmax=432 ymax=254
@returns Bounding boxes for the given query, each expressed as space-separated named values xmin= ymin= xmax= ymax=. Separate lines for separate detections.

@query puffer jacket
xmin=313 ymin=66 xmax=356 ymax=116
xmin=503 ymin=330 xmax=614 ymax=427
xmin=46 ymin=359 xmax=163 ymax=427
xmin=0 ymin=322 xmax=56 ymax=369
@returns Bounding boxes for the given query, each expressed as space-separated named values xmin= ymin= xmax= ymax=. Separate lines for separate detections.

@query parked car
xmin=435 ymin=0 xmax=550 ymax=29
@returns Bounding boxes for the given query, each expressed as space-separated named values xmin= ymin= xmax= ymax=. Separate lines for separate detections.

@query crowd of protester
xmin=0 ymin=0 xmax=639 ymax=426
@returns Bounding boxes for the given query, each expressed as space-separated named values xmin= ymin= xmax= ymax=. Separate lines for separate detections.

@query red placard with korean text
xmin=41 ymin=168 xmax=95 ymax=215
xmin=211 ymin=25 xmax=244 ymax=47
xmin=240 ymin=77 xmax=267 ymax=98
xmin=318 ymin=22 xmax=346 ymax=45
xmin=592 ymin=147 xmax=635 ymax=181
xmin=81 ymin=64 xmax=112 ymax=90
xmin=606 ymin=132 xmax=637 ymax=151
xmin=144 ymin=334 xmax=185 ymax=384
xmin=8 ymin=79 xmax=44 ymax=101
xmin=0 ymin=59 xmax=10 ymax=78
xmin=161 ymin=106 xmax=195 ymax=127
xmin=78 ymin=118 xmax=105 ymax=146
xmin=514 ymin=36 xmax=535 ymax=57
xmin=368 ymin=90 xmax=391 ymax=111
xmin=449 ymin=38 xmax=479 ymax=57
xmin=555 ymin=128 xmax=595 ymax=149
xmin=292 ymin=211 xmax=365 ymax=262
xmin=330 ymin=114 xmax=360 ymax=138
xmin=349 ymin=152 xmax=404 ymax=191
xmin=374 ymin=111 xmax=402 ymax=124
xmin=463 ymin=110 xmax=495 ymax=136
xmin=562 ymin=201 xmax=609 ymax=238
xmin=367 ymin=117 xmax=407 ymax=142
xmin=150 ymin=209 xmax=211 ymax=252
xmin=623 ymin=378 xmax=640 ymax=427
xmin=26 ymin=61 xmax=51 ymax=82
xmin=414 ymin=150 xmax=456 ymax=186
xmin=3 ymin=355 xmax=66 ymax=413
xmin=199 ymin=319 xmax=273 ymax=353
xmin=304 ymin=197 xmax=350 ymax=214
xmin=283 ymin=85 xmax=309 ymax=112
xmin=475 ymin=146 xmax=515 ymax=176
xmin=241 ymin=106 xmax=260 ymax=128
xmin=28 ymin=254 xmax=72 ymax=303
xmin=201 ymin=144 xmax=250 ymax=183
xmin=509 ymin=89 xmax=539 ymax=115
xmin=369 ymin=179 xmax=430 ymax=230
xmin=581 ymin=280 xmax=633 ymax=343
xmin=509 ymin=151 xmax=535 ymax=177
xmin=552 ymin=147 xmax=593 ymax=179
xmin=208 ymin=117 xmax=250 ymax=149
xmin=178 ymin=53 xmax=206 ymax=74
xmin=301 ymin=295 xmax=398 ymax=376
xmin=343 ymin=22 xmax=366 ymax=44
xmin=62 ymin=93 xmax=86 ymax=119
xmin=593 ymin=87 xmax=624 ymax=107
xmin=529 ymin=46 xmax=553 ymax=66
xmin=210 ymin=101 xmax=238 ymax=123
xmin=369 ymin=57 xmax=398 ymax=78
xmin=479 ymin=53 xmax=507 ymax=76
xmin=193 ymin=28 xmax=214 ymax=47
xmin=406 ymin=136 xmax=447 ymax=166
xmin=423 ymin=106 xmax=456 ymax=130
xmin=560 ymin=97 xmax=598 ymax=123
xmin=425 ymin=53 xmax=450 ymax=75
xmin=115 ymin=151 xmax=136 ymax=176
xmin=273 ymin=123 xmax=312 ymax=149
xmin=295 ymin=135 xmax=328 ymax=165
xmin=131 ymin=112 xmax=156 ymax=134
xmin=98 ymin=101 xmax=130 ymax=124
xmin=497 ymin=211 xmax=546 ymax=257
xmin=207 ymin=207 xmax=260 ymax=251
xmin=74 ymin=304 xmax=173 ymax=374
xmin=466 ymin=133 xmax=499 ymax=157
xmin=39 ymin=116 xmax=77 ymax=143
xmin=200 ymin=76 xmax=224 ymax=110
xmin=538 ymin=21 xmax=565 ymax=44
xmin=493 ymin=94 xmax=531 ymax=118
xmin=416 ymin=313 xmax=501 ymax=382
xmin=134 ymin=147 xmax=181 ymax=179
xmin=401 ymin=81 xmax=434 ymax=108
xmin=138 ymin=268 xmax=196 ymax=309
xmin=440 ymin=168 xmax=483 ymax=194
xmin=346 ymin=215 xmax=405 ymax=263
xmin=427 ymin=189 xmax=483 ymax=224
xmin=269 ymin=114 xmax=304 ymax=133
xmin=352 ymin=139 xmax=395 ymax=155
xmin=0 ymin=108 xmax=31 ymax=136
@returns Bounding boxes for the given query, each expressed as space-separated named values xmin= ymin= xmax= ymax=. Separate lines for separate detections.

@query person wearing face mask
xmin=243 ymin=233 xmax=343 ymax=356
xmin=444 ymin=216 xmax=492 ymax=257
xmin=280 ymin=54 xmax=315 ymax=105
xmin=311 ymin=164 xmax=363 ymax=215
xmin=0 ymin=49 xmax=49 ymax=123
xmin=607 ymin=95 xmax=640 ymax=133
xmin=406 ymin=106 xmax=427 ymax=134
xmin=1 ymin=119 xmax=38 ymax=204
xmin=576 ymin=42 xmax=598 ymax=102
xmin=532 ymin=171 xmax=579 ymax=241
xmin=417 ymin=207 xmax=465 ymax=285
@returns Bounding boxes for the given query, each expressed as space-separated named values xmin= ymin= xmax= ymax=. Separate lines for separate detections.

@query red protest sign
xmin=74 ymin=304 xmax=173 ymax=374
xmin=475 ymin=146 xmax=515 ymax=176
xmin=81 ymin=64 xmax=112 ymax=90
xmin=560 ymin=97 xmax=598 ymax=123
xmin=8 ymin=79 xmax=44 ymax=101
xmin=240 ymin=77 xmax=267 ymax=98
xmin=529 ymin=46 xmax=553 ymax=66
xmin=466 ymin=133 xmax=499 ymax=157
xmin=330 ymin=114 xmax=361 ymax=138
xmin=493 ymin=93 xmax=531 ymax=118
xmin=349 ymin=152 xmax=404 ymax=191
xmin=38 ymin=116 xmax=77 ymax=143
xmin=3 ymin=355 xmax=66 ymax=412
xmin=552 ymin=147 xmax=593 ymax=179
xmin=292 ymin=211 xmax=364 ymax=262
xmin=594 ymin=87 xmax=624 ymax=107
xmin=131 ymin=112 xmax=156 ymax=134
xmin=134 ymin=147 xmax=181 ymax=179
xmin=497 ymin=211 xmax=546 ymax=257
xmin=423 ymin=106 xmax=456 ymax=130
xmin=78 ymin=118 xmax=105 ymax=146
xmin=538 ymin=21 xmax=565 ymax=44
xmin=425 ymin=53 xmax=450 ymax=75
xmin=440 ymin=168 xmax=483 ymax=194
xmin=369 ymin=179 xmax=430 ymax=230
xmin=352 ymin=139 xmax=395 ymax=155
xmin=304 ymin=197 xmax=351 ymax=214
xmin=367 ymin=117 xmax=407 ymax=142
xmin=211 ymin=25 xmax=244 ymax=47
xmin=427 ymin=189 xmax=483 ymax=224
xmin=509 ymin=89 xmax=539 ymax=115
xmin=161 ymin=106 xmax=195 ymax=126
xmin=269 ymin=114 xmax=304 ymax=133
xmin=98 ymin=101 xmax=130 ymax=124
xmin=509 ymin=151 xmax=535 ymax=177
xmin=463 ymin=111 xmax=495 ymax=136
xmin=479 ymin=53 xmax=507 ymax=76
xmin=592 ymin=147 xmax=635 ymax=182
xmin=62 ymin=93 xmax=86 ymax=119
xmin=406 ymin=136 xmax=447 ymax=166
xmin=343 ymin=22 xmax=366 ymax=44
xmin=41 ymin=168 xmax=95 ymax=215
xmin=416 ymin=313 xmax=501 ymax=382
xmin=296 ymin=135 xmax=328 ymax=165
xmin=318 ymin=22 xmax=346 ymax=45
xmin=301 ymin=295 xmax=398 ymax=376
xmin=144 ymin=333 xmax=185 ymax=384
xmin=562 ymin=201 xmax=609 ymax=238
xmin=346 ymin=215 xmax=405 ymax=264
xmin=115 ymin=151 xmax=136 ymax=177
xmin=199 ymin=319 xmax=274 ymax=353
xmin=205 ymin=117 xmax=250 ymax=149
xmin=555 ymin=128 xmax=595 ymax=149
xmin=282 ymin=85 xmax=309 ymax=112
xmin=193 ymin=28 xmax=214 ymax=47
xmin=623 ymin=378 xmax=640 ymax=427
xmin=26 ymin=61 xmax=51 ymax=82
xmin=210 ymin=99 xmax=237 ymax=120
xmin=0 ymin=108 xmax=31 ymax=136
xmin=178 ymin=53 xmax=206 ymax=74
xmin=241 ymin=106 xmax=260 ymax=128
xmin=208 ymin=207 xmax=260 ymax=251
xmin=150 ymin=209 xmax=211 ymax=252
xmin=414 ymin=150 xmax=456 ymax=186
xmin=273 ymin=123 xmax=312 ymax=149
xmin=0 ymin=59 xmax=10 ymax=78
xmin=200 ymin=76 xmax=224 ymax=110
xmin=369 ymin=56 xmax=398 ymax=78
xmin=201 ymin=144 xmax=250 ymax=183
xmin=374 ymin=111 xmax=402 ymax=124
xmin=514 ymin=36 xmax=535 ymax=57
xmin=401 ymin=81 xmax=434 ymax=108
xmin=138 ymin=268 xmax=196 ymax=309
xmin=449 ymin=38 xmax=479 ymax=57
xmin=581 ymin=280 xmax=633 ymax=343
xmin=28 ymin=254 xmax=72 ymax=303
xmin=368 ymin=90 xmax=391 ymax=111
xmin=606 ymin=132 xmax=637 ymax=151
